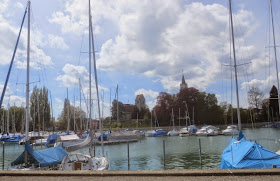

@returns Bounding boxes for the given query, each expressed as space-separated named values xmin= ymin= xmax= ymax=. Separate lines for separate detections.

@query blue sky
xmin=1 ymin=0 xmax=280 ymax=119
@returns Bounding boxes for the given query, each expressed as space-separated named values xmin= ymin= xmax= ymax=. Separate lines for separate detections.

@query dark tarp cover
xmin=11 ymin=141 xmax=68 ymax=167
xmin=45 ymin=134 xmax=60 ymax=146
xmin=220 ymin=131 xmax=280 ymax=169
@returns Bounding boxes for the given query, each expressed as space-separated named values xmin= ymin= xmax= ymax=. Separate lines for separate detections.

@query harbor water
xmin=1 ymin=128 xmax=280 ymax=170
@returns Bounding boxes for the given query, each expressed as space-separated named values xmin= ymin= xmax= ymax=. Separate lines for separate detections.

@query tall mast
xmin=7 ymin=101 xmax=10 ymax=133
xmin=117 ymin=85 xmax=119 ymax=128
xmin=172 ymin=108 xmax=174 ymax=130
xmin=88 ymin=0 xmax=94 ymax=157
xmin=109 ymin=88 xmax=111 ymax=131
xmin=37 ymin=94 xmax=40 ymax=136
xmin=25 ymin=1 xmax=31 ymax=167
xmin=90 ymin=6 xmax=104 ymax=156
xmin=269 ymin=0 xmax=280 ymax=115
xmin=13 ymin=102 xmax=16 ymax=133
xmin=50 ymin=91 xmax=54 ymax=132
xmin=74 ymin=94 xmax=76 ymax=131
xmin=79 ymin=78 xmax=82 ymax=130
xmin=67 ymin=88 xmax=70 ymax=134
xmin=229 ymin=0 xmax=241 ymax=131
xmin=89 ymin=0 xmax=92 ymax=130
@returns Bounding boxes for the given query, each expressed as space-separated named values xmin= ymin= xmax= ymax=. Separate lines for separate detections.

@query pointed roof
xmin=182 ymin=74 xmax=186 ymax=85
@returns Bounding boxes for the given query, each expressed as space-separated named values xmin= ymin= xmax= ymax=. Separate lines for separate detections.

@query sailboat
xmin=59 ymin=0 xmax=108 ymax=170
xmin=10 ymin=1 xmax=68 ymax=169
xmin=179 ymin=104 xmax=197 ymax=136
xmin=220 ymin=0 xmax=280 ymax=169
xmin=167 ymin=108 xmax=179 ymax=136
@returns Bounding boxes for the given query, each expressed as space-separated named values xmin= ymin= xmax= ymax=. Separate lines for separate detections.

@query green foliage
xmin=57 ymin=98 xmax=86 ymax=131
xmin=0 ymin=106 xmax=25 ymax=133
xmin=269 ymin=85 xmax=278 ymax=121
xmin=103 ymin=120 xmax=149 ymax=130
xmin=30 ymin=86 xmax=51 ymax=131
xmin=111 ymin=99 xmax=124 ymax=120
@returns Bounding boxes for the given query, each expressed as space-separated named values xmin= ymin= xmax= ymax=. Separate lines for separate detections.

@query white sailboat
xmin=59 ymin=0 xmax=108 ymax=170
xmin=220 ymin=0 xmax=280 ymax=169
xmin=222 ymin=125 xmax=238 ymax=135
xmin=167 ymin=108 xmax=179 ymax=136
xmin=10 ymin=2 xmax=68 ymax=169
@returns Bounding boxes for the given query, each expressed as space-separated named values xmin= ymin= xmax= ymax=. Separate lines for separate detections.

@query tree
xmin=30 ymin=86 xmax=51 ymax=131
xmin=111 ymin=99 xmax=124 ymax=120
xmin=154 ymin=92 xmax=174 ymax=126
xmin=269 ymin=85 xmax=279 ymax=120
xmin=247 ymin=86 xmax=264 ymax=110
xmin=57 ymin=98 xmax=86 ymax=131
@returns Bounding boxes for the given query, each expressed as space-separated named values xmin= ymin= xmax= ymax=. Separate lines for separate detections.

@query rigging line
xmin=232 ymin=5 xmax=252 ymax=108
xmin=0 ymin=4 xmax=28 ymax=109
xmin=268 ymin=0 xmax=271 ymax=90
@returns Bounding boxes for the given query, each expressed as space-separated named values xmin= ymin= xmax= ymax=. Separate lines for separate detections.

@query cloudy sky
xmin=0 ymin=0 xmax=280 ymax=119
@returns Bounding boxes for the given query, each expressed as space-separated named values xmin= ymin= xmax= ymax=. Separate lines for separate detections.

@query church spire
xmin=182 ymin=74 xmax=186 ymax=85
xmin=180 ymin=72 xmax=188 ymax=90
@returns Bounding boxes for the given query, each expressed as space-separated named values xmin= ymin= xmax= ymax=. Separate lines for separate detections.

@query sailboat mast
xmin=88 ymin=0 xmax=95 ymax=158
xmin=172 ymin=108 xmax=174 ymax=130
xmin=67 ymin=88 xmax=70 ymax=134
xmin=269 ymin=0 xmax=280 ymax=115
xmin=79 ymin=78 xmax=82 ymax=130
xmin=88 ymin=0 xmax=92 ymax=131
xmin=117 ymin=85 xmax=119 ymax=127
xmin=90 ymin=8 xmax=104 ymax=156
xmin=74 ymin=94 xmax=76 ymax=131
xmin=7 ymin=101 xmax=9 ymax=133
xmin=229 ymin=0 xmax=241 ymax=131
xmin=25 ymin=0 xmax=30 ymax=167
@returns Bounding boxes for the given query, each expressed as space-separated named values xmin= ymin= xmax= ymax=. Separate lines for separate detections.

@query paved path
xmin=0 ymin=169 xmax=279 ymax=181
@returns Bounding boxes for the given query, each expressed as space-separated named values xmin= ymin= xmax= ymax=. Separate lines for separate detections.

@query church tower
xmin=180 ymin=74 xmax=188 ymax=90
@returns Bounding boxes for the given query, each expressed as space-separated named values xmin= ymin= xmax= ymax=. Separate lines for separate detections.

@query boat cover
xmin=220 ymin=131 xmax=280 ymax=169
xmin=45 ymin=134 xmax=60 ymax=146
xmin=57 ymin=134 xmax=80 ymax=141
xmin=11 ymin=141 xmax=68 ymax=167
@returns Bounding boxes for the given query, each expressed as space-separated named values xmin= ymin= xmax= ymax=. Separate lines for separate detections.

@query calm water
xmin=1 ymin=128 xmax=280 ymax=170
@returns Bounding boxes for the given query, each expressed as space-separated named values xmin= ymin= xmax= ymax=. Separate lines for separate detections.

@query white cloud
xmin=56 ymin=64 xmax=89 ymax=88
xmin=55 ymin=98 xmax=63 ymax=103
xmin=49 ymin=0 xmax=263 ymax=99
xmin=0 ymin=0 xmax=9 ymax=14
xmin=4 ymin=95 xmax=25 ymax=107
xmin=47 ymin=34 xmax=69 ymax=50
xmin=15 ymin=2 xmax=24 ymax=9
xmin=0 ymin=4 xmax=54 ymax=69
xmin=0 ymin=84 xmax=13 ymax=96
xmin=94 ymin=1 xmax=258 ymax=93
xmin=135 ymin=88 xmax=159 ymax=109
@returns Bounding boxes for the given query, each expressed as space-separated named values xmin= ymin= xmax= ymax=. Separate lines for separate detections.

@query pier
xmin=0 ymin=169 xmax=280 ymax=181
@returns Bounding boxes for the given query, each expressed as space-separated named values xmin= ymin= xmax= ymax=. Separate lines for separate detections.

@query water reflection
xmin=1 ymin=128 xmax=280 ymax=170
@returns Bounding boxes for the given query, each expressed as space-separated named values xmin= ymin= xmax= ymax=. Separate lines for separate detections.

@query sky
xmin=1 ymin=0 xmax=280 ymax=120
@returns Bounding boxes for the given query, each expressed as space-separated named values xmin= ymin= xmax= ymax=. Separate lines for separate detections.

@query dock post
xmin=127 ymin=142 xmax=130 ymax=170
xmin=163 ymin=140 xmax=165 ymax=167
xmin=94 ymin=143 xmax=96 ymax=157
xmin=199 ymin=138 xmax=202 ymax=169
xmin=2 ymin=142 xmax=4 ymax=170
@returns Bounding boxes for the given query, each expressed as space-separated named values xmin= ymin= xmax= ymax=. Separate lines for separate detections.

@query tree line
xmin=0 ymin=86 xmax=53 ymax=133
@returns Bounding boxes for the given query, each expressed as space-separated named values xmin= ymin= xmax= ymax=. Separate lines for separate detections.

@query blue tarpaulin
xmin=11 ymin=141 xmax=68 ymax=167
xmin=45 ymin=134 xmax=60 ymax=146
xmin=220 ymin=131 xmax=280 ymax=169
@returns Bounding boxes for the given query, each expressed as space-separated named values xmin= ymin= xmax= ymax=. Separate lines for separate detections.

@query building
xmin=180 ymin=74 xmax=188 ymax=90
xmin=135 ymin=94 xmax=146 ymax=110
xmin=123 ymin=104 xmax=135 ymax=121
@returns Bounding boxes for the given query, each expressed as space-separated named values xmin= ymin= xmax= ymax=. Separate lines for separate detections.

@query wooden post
xmin=127 ymin=142 xmax=130 ymax=170
xmin=199 ymin=138 xmax=202 ymax=169
xmin=2 ymin=142 xmax=4 ymax=170
xmin=163 ymin=140 xmax=165 ymax=167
